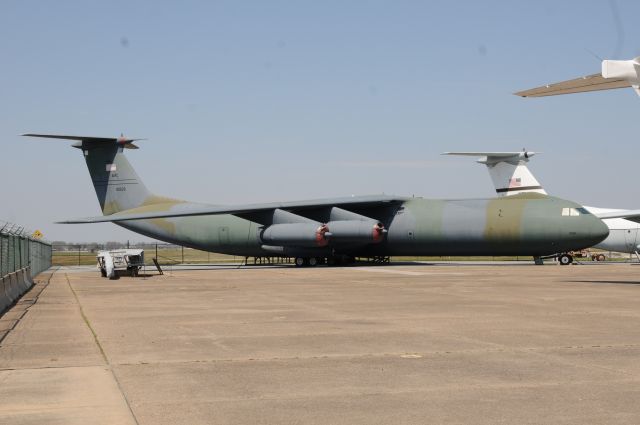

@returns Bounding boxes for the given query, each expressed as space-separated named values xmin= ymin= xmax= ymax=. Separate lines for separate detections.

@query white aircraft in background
xmin=514 ymin=56 xmax=640 ymax=97
xmin=443 ymin=151 xmax=640 ymax=263
xmin=508 ymin=54 xmax=640 ymax=261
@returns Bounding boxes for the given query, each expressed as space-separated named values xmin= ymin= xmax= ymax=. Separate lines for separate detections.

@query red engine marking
xmin=316 ymin=224 xmax=329 ymax=247
xmin=372 ymin=223 xmax=385 ymax=243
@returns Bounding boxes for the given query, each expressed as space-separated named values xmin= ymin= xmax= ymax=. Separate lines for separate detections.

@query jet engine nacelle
xmin=261 ymin=223 xmax=330 ymax=247
xmin=327 ymin=220 xmax=386 ymax=244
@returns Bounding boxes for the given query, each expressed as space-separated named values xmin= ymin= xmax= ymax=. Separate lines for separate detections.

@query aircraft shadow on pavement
xmin=564 ymin=280 xmax=640 ymax=286
xmin=164 ymin=261 xmax=540 ymax=270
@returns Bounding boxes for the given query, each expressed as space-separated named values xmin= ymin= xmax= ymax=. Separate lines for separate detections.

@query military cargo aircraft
xmin=24 ymin=134 xmax=609 ymax=266
xmin=443 ymin=151 xmax=640 ymax=262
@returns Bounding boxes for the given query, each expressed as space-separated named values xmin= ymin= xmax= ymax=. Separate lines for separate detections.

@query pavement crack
xmin=65 ymin=273 xmax=141 ymax=425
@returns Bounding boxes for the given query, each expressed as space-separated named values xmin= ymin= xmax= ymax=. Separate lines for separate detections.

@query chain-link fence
xmin=0 ymin=222 xmax=52 ymax=278
xmin=51 ymin=242 xmax=241 ymax=266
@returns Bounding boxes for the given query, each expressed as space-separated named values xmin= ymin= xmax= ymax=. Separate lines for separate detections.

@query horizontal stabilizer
xmin=444 ymin=152 xmax=533 ymax=156
xmin=58 ymin=195 xmax=407 ymax=224
xmin=22 ymin=133 xmax=145 ymax=149
xmin=443 ymin=151 xmax=537 ymax=165
xmin=514 ymin=58 xmax=640 ymax=98
xmin=514 ymin=73 xmax=630 ymax=97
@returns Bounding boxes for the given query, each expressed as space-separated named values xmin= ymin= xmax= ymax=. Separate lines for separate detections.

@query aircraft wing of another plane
xmin=514 ymin=73 xmax=630 ymax=97
xmin=58 ymin=195 xmax=408 ymax=224
xmin=593 ymin=210 xmax=640 ymax=224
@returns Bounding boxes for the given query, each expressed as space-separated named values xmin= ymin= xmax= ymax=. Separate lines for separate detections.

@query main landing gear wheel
xmin=558 ymin=254 xmax=573 ymax=266
xmin=293 ymin=257 xmax=326 ymax=267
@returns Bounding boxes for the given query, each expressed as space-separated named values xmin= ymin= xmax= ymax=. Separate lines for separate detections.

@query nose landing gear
xmin=534 ymin=253 xmax=575 ymax=265
xmin=557 ymin=253 xmax=573 ymax=265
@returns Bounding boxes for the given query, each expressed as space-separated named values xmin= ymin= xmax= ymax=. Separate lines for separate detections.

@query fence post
xmin=12 ymin=236 xmax=15 ymax=272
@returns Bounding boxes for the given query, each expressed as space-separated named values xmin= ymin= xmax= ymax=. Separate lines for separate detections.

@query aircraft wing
xmin=514 ymin=73 xmax=630 ymax=97
xmin=58 ymin=195 xmax=407 ymax=224
xmin=594 ymin=209 xmax=640 ymax=224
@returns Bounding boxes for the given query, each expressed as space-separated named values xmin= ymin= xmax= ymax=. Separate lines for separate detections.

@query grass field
xmin=52 ymin=250 xmax=534 ymax=266
xmin=52 ymin=248 xmax=239 ymax=266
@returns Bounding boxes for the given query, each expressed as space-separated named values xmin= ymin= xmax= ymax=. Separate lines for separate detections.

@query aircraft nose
xmin=554 ymin=207 xmax=609 ymax=252
xmin=578 ymin=214 xmax=609 ymax=247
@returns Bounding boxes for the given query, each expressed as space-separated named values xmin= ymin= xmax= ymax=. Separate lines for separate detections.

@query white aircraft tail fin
xmin=443 ymin=151 xmax=547 ymax=197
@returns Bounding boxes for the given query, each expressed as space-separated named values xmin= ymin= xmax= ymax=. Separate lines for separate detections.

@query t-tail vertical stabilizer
xmin=22 ymin=134 xmax=182 ymax=215
xmin=443 ymin=151 xmax=547 ymax=197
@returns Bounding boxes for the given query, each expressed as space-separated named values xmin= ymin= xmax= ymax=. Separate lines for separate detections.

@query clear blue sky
xmin=2 ymin=1 xmax=639 ymax=242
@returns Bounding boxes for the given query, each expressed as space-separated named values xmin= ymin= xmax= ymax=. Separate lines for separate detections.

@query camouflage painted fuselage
xmin=117 ymin=194 xmax=608 ymax=258
xmin=28 ymin=137 xmax=605 ymax=259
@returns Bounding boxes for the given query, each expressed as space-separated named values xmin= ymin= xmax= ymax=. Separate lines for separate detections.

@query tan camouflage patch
xmin=484 ymin=197 xmax=527 ymax=241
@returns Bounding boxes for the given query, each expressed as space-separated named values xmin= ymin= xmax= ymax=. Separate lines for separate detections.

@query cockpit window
xmin=562 ymin=207 xmax=589 ymax=216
